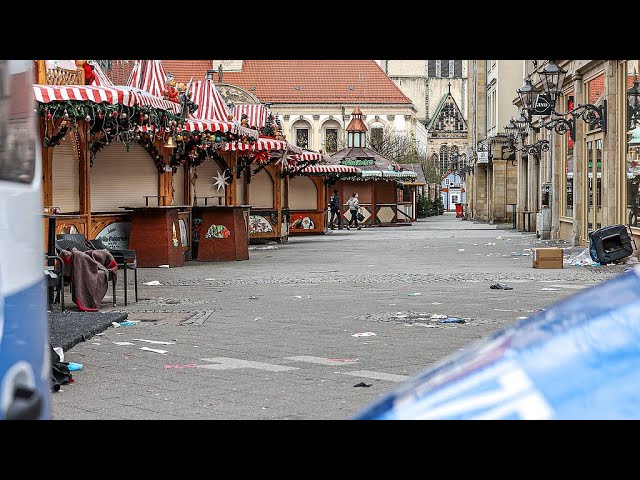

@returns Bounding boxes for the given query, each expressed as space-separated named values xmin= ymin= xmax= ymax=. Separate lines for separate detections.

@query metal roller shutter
xmin=51 ymin=136 xmax=79 ymax=213
xmin=194 ymin=158 xmax=225 ymax=205
xmin=173 ymin=164 xmax=185 ymax=205
xmin=90 ymin=142 xmax=159 ymax=212
xmin=289 ymin=176 xmax=317 ymax=210
xmin=250 ymin=169 xmax=274 ymax=208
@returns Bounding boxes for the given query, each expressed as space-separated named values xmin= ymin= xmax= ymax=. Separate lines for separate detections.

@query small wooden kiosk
xmin=124 ymin=205 xmax=189 ymax=267
xmin=191 ymin=205 xmax=251 ymax=261
xmin=329 ymin=108 xmax=421 ymax=226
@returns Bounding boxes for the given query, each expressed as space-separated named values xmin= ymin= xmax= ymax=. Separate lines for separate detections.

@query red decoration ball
xmin=46 ymin=113 xmax=52 ymax=119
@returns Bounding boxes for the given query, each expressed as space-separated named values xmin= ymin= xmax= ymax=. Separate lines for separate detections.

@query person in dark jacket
xmin=329 ymin=189 xmax=342 ymax=230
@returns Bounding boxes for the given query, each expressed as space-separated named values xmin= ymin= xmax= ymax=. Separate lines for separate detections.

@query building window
xmin=296 ymin=128 xmax=309 ymax=149
xmin=627 ymin=61 xmax=640 ymax=227
xmin=428 ymin=60 xmax=437 ymax=77
xmin=441 ymin=61 xmax=449 ymax=78
xmin=454 ymin=60 xmax=462 ymax=77
xmin=370 ymin=127 xmax=383 ymax=151
xmin=563 ymin=94 xmax=574 ymax=218
xmin=324 ymin=128 xmax=338 ymax=153
xmin=450 ymin=146 xmax=459 ymax=170
xmin=439 ymin=145 xmax=449 ymax=174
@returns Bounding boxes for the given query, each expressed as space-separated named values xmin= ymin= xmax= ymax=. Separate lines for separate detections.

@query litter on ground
xmin=143 ymin=281 xmax=162 ymax=286
xmin=490 ymin=282 xmax=513 ymax=290
xmin=133 ymin=339 xmax=175 ymax=345
xmin=140 ymin=347 xmax=168 ymax=354
xmin=352 ymin=332 xmax=377 ymax=337
xmin=113 ymin=341 xmax=135 ymax=346
xmin=407 ymin=293 xmax=422 ymax=296
xmin=158 ymin=265 xmax=170 ymax=268
xmin=67 ymin=362 xmax=83 ymax=371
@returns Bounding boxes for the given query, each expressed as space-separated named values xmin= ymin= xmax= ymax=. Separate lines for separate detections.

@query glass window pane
xmin=627 ymin=61 xmax=640 ymax=227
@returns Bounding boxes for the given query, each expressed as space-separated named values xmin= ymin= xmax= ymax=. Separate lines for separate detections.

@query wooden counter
xmin=121 ymin=206 xmax=191 ymax=267
xmin=192 ymin=205 xmax=251 ymax=261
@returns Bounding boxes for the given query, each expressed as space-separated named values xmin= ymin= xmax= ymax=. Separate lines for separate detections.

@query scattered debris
xmin=431 ymin=302 xmax=443 ymax=305
xmin=53 ymin=347 xmax=64 ymax=362
xmin=458 ymin=249 xmax=465 ymax=252
xmin=249 ymin=296 xmax=258 ymax=299
xmin=253 ymin=317 xmax=262 ymax=321
xmin=625 ymin=256 xmax=640 ymax=264
xmin=118 ymin=321 xmax=137 ymax=327
xmin=564 ymin=248 xmax=599 ymax=267
xmin=490 ymin=283 xmax=513 ymax=290
xmin=496 ymin=236 xmax=503 ymax=240
xmin=91 ymin=342 xmax=100 ymax=345
xmin=143 ymin=281 xmax=162 ymax=286
xmin=486 ymin=242 xmax=496 ymax=246
xmin=67 ymin=362 xmax=83 ymax=371
xmin=293 ymin=295 xmax=303 ymax=299
xmin=113 ymin=341 xmax=135 ymax=346
xmin=248 ymin=245 xmax=278 ymax=250
xmin=158 ymin=265 xmax=170 ymax=268
xmin=354 ymin=382 xmax=372 ymax=388
xmin=540 ymin=288 xmax=560 ymax=291
xmin=517 ymin=316 xmax=528 ymax=320
xmin=133 ymin=338 xmax=175 ymax=345
xmin=511 ymin=252 xmax=523 ymax=256
xmin=439 ymin=317 xmax=465 ymax=324
xmin=407 ymin=293 xmax=422 ymax=296
xmin=140 ymin=347 xmax=168 ymax=354
xmin=430 ymin=314 xmax=448 ymax=320
xmin=352 ymin=332 xmax=377 ymax=337
xmin=392 ymin=314 xmax=408 ymax=319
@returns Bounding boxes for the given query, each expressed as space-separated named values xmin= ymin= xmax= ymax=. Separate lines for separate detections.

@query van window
xmin=0 ymin=60 xmax=36 ymax=184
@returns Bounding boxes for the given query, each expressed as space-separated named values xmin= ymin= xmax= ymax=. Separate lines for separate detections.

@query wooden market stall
xmin=328 ymin=107 xmax=421 ymax=226
xmin=37 ymin=60 xmax=254 ymax=268
xmin=285 ymin=151 xmax=358 ymax=235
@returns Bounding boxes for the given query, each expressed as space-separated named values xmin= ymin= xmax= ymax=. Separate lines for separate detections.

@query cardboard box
xmin=533 ymin=247 xmax=564 ymax=269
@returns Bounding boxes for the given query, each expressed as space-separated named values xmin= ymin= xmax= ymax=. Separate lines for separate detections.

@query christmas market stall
xmin=328 ymin=107 xmax=420 ymax=226
xmin=285 ymin=152 xmax=363 ymax=235
xmin=173 ymin=74 xmax=259 ymax=261
xmin=223 ymin=111 xmax=303 ymax=244
xmin=35 ymin=60 xmax=184 ymax=262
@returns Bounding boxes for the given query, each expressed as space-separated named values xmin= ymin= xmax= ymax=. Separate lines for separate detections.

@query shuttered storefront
xmin=90 ymin=142 xmax=159 ymax=212
xmin=51 ymin=136 xmax=79 ymax=213
xmin=173 ymin=164 xmax=185 ymax=205
xmin=289 ymin=176 xmax=317 ymax=210
xmin=194 ymin=158 xmax=225 ymax=205
xmin=251 ymin=169 xmax=274 ymax=208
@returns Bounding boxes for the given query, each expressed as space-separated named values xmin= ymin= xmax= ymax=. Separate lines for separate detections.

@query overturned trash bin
xmin=589 ymin=224 xmax=635 ymax=264
xmin=353 ymin=266 xmax=640 ymax=419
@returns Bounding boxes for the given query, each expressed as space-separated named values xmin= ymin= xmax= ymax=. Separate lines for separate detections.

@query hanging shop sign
xmin=532 ymin=93 xmax=553 ymax=116
xmin=477 ymin=151 xmax=490 ymax=164
xmin=341 ymin=158 xmax=375 ymax=167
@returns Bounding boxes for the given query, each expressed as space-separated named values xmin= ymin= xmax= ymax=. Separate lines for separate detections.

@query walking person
xmin=346 ymin=192 xmax=362 ymax=230
xmin=329 ymin=189 xmax=342 ymax=230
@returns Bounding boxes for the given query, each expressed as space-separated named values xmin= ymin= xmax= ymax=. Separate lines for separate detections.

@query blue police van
xmin=0 ymin=60 xmax=50 ymax=420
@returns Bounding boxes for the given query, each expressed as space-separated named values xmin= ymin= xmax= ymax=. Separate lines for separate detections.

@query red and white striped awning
xmin=223 ymin=137 xmax=303 ymax=154
xmin=182 ymin=120 xmax=236 ymax=134
xmin=33 ymin=84 xmax=182 ymax=114
xmin=87 ymin=60 xmax=114 ymax=87
xmin=232 ymin=104 xmax=269 ymax=129
xmin=127 ymin=60 xmax=168 ymax=98
xmin=293 ymin=151 xmax=331 ymax=162
xmin=189 ymin=79 xmax=231 ymax=122
xmin=299 ymin=164 xmax=361 ymax=175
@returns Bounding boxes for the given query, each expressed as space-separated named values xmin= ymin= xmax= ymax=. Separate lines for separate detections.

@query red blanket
xmin=59 ymin=248 xmax=118 ymax=312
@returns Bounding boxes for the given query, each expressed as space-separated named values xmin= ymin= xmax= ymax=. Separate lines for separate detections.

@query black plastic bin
xmin=588 ymin=224 xmax=635 ymax=264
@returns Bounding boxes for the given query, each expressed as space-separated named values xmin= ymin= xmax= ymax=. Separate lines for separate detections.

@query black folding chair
xmin=45 ymin=254 xmax=64 ymax=312
xmin=55 ymin=237 xmax=117 ymax=307
xmin=89 ymin=238 xmax=138 ymax=306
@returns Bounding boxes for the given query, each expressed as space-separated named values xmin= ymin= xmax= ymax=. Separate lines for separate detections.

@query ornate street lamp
xmin=628 ymin=69 xmax=640 ymax=128
xmin=537 ymin=60 xmax=606 ymax=136
xmin=514 ymin=110 xmax=530 ymax=134
xmin=538 ymin=60 xmax=567 ymax=106
xmin=517 ymin=77 xmax=542 ymax=118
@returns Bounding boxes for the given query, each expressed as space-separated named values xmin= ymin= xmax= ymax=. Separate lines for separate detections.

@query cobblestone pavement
xmin=51 ymin=213 xmax=626 ymax=420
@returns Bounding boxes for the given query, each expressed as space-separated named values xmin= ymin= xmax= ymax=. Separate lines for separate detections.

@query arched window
xmin=459 ymin=153 xmax=467 ymax=169
xmin=291 ymin=119 xmax=312 ymax=149
xmin=450 ymin=146 xmax=459 ymax=170
xmin=430 ymin=153 xmax=438 ymax=171
xmin=439 ymin=145 xmax=449 ymax=173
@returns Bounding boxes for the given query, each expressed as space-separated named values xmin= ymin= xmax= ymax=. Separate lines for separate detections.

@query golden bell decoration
xmin=165 ymin=136 xmax=177 ymax=149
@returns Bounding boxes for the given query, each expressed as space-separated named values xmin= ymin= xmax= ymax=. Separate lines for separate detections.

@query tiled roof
xmin=162 ymin=60 xmax=413 ymax=105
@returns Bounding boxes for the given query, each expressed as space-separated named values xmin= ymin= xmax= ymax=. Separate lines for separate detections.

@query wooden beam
xmin=40 ymin=117 xmax=53 ymax=208
xmin=77 ymin=119 xmax=91 ymax=230
xmin=36 ymin=60 xmax=46 ymax=85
